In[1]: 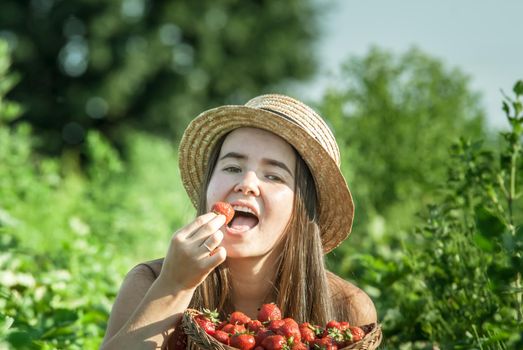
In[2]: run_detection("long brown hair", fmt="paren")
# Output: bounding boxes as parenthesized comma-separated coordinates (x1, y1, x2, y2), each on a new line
(189, 131, 346, 324)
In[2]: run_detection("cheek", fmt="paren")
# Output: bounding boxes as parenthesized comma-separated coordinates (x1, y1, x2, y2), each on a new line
(267, 188, 294, 221)
(206, 175, 225, 209)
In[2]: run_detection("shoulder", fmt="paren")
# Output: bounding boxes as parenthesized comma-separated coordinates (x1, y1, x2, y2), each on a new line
(102, 258, 165, 344)
(327, 270, 378, 326)
(133, 257, 164, 280)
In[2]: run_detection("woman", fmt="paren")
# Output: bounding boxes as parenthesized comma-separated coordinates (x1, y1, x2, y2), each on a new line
(101, 94, 377, 349)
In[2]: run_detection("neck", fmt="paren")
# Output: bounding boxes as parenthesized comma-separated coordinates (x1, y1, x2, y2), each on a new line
(227, 250, 281, 319)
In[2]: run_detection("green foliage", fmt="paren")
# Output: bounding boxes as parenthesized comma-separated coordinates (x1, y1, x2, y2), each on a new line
(364, 82, 523, 349)
(321, 46, 486, 281)
(0, 0, 319, 154)
(0, 39, 193, 348)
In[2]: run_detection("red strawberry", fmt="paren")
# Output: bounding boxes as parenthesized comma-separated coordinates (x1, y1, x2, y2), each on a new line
(254, 347, 265, 350)
(222, 323, 247, 335)
(291, 341, 308, 350)
(325, 321, 341, 330)
(339, 322, 350, 331)
(194, 315, 216, 336)
(257, 303, 282, 322)
(261, 335, 287, 350)
(276, 318, 301, 342)
(268, 319, 286, 333)
(299, 323, 317, 343)
(246, 320, 264, 333)
(211, 202, 234, 225)
(213, 330, 230, 345)
(347, 326, 365, 343)
(255, 329, 275, 347)
(231, 333, 256, 350)
(311, 337, 338, 350)
(230, 311, 252, 325)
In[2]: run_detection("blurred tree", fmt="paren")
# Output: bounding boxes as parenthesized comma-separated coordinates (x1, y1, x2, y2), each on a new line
(0, 0, 319, 154)
(320, 47, 487, 275)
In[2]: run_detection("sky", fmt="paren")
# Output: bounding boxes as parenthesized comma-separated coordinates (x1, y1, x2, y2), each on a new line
(298, 0, 523, 130)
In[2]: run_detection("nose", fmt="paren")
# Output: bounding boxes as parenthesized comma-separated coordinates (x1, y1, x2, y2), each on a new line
(234, 170, 260, 196)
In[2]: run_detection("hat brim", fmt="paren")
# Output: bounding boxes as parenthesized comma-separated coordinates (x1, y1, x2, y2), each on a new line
(179, 105, 354, 253)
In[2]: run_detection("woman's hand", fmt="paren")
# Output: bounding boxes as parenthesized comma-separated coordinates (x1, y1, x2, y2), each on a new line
(157, 212, 227, 292)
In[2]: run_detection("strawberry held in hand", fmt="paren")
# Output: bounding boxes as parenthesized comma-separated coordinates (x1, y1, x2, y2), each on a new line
(211, 201, 235, 225)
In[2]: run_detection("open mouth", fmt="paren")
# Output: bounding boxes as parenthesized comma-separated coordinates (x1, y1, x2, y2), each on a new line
(227, 207, 259, 232)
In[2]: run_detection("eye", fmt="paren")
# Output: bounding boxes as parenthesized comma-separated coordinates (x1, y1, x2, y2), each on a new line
(266, 174, 284, 182)
(223, 166, 241, 173)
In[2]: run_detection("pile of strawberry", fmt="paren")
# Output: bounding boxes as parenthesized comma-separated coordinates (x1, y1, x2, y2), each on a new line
(192, 304, 367, 350)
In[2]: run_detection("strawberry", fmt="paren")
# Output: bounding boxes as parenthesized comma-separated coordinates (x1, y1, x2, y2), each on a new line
(325, 320, 341, 330)
(246, 320, 264, 333)
(276, 318, 301, 342)
(194, 315, 216, 336)
(222, 323, 247, 335)
(347, 326, 365, 343)
(291, 341, 308, 350)
(230, 333, 256, 350)
(230, 311, 252, 325)
(299, 323, 317, 343)
(311, 337, 338, 350)
(339, 322, 350, 331)
(261, 335, 287, 350)
(255, 329, 275, 347)
(257, 303, 282, 322)
(268, 319, 286, 333)
(213, 330, 230, 345)
(211, 202, 234, 225)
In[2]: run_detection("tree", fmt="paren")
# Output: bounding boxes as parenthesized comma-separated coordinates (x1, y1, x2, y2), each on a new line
(0, 0, 319, 153)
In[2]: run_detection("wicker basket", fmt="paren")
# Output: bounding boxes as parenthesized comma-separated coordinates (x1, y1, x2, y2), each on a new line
(182, 309, 382, 350)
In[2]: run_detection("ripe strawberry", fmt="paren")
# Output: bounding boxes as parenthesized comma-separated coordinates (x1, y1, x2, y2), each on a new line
(339, 322, 350, 331)
(222, 323, 246, 335)
(311, 337, 338, 350)
(268, 319, 286, 333)
(348, 326, 365, 342)
(211, 202, 234, 225)
(246, 320, 264, 333)
(325, 320, 341, 330)
(230, 333, 256, 350)
(257, 303, 282, 322)
(291, 341, 308, 350)
(255, 329, 275, 347)
(261, 335, 287, 350)
(213, 330, 230, 345)
(194, 315, 216, 336)
(276, 318, 301, 342)
(230, 311, 252, 325)
(299, 323, 317, 343)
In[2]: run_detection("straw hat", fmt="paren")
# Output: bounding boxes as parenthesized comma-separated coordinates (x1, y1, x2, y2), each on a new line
(178, 94, 354, 253)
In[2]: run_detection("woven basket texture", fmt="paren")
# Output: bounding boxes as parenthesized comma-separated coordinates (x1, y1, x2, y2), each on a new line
(181, 309, 382, 350)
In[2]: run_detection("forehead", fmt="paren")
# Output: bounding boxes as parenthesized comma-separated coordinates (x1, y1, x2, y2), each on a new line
(220, 127, 296, 163)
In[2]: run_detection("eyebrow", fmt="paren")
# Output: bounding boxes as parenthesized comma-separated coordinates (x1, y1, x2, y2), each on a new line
(219, 152, 294, 177)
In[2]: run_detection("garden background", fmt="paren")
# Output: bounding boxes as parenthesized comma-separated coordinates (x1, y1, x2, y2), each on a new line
(0, 1, 522, 349)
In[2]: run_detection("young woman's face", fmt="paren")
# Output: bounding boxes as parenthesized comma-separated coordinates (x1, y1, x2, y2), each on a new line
(206, 127, 296, 258)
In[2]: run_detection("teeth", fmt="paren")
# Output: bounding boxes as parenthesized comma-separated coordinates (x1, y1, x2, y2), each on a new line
(232, 205, 256, 216)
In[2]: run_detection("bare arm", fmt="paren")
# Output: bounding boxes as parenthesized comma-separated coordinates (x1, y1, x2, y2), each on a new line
(100, 265, 194, 349)
(101, 212, 228, 350)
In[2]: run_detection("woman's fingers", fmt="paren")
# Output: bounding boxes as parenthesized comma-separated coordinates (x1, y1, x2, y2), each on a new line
(187, 214, 226, 242)
(175, 212, 220, 240)
(199, 230, 224, 256)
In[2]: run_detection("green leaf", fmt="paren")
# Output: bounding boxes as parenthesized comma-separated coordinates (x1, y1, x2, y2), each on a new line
(513, 80, 523, 96)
